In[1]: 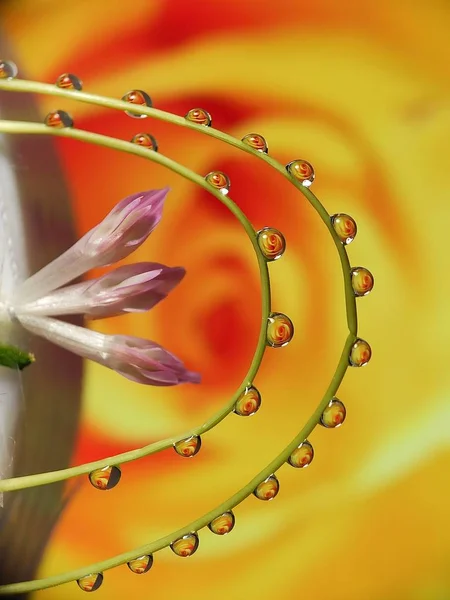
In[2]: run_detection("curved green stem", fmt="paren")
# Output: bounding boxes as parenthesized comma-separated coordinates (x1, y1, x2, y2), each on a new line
(0, 80, 361, 595)
(0, 121, 271, 492)
(0, 78, 356, 333)
(0, 332, 354, 595)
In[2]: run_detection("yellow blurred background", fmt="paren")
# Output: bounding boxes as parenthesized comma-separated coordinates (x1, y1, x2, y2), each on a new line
(1, 0, 450, 598)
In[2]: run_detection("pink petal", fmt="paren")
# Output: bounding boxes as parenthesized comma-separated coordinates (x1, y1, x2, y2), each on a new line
(105, 335, 201, 386)
(17, 316, 200, 387)
(12, 189, 168, 304)
(16, 263, 185, 319)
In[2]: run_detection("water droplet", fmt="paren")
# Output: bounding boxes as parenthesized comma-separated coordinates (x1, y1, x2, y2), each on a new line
(288, 440, 314, 468)
(121, 90, 152, 118)
(267, 312, 294, 348)
(127, 555, 153, 574)
(77, 573, 103, 592)
(130, 133, 158, 151)
(0, 59, 18, 79)
(320, 398, 346, 428)
(89, 465, 121, 490)
(170, 533, 199, 557)
(253, 474, 279, 501)
(174, 435, 201, 458)
(351, 267, 374, 296)
(331, 214, 357, 245)
(44, 110, 73, 128)
(55, 73, 82, 91)
(349, 338, 372, 367)
(286, 159, 315, 186)
(257, 227, 286, 261)
(208, 512, 235, 535)
(234, 386, 261, 417)
(242, 133, 268, 153)
(185, 108, 212, 126)
(205, 171, 230, 195)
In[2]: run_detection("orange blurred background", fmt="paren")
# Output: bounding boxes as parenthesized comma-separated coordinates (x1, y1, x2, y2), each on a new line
(1, 0, 450, 598)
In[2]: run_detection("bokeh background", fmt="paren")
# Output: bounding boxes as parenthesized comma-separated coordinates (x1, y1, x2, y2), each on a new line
(1, 0, 450, 598)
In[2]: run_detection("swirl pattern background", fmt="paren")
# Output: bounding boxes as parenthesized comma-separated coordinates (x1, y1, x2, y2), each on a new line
(1, 0, 449, 598)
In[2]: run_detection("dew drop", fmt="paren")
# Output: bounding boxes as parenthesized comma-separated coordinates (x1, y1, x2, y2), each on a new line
(234, 386, 261, 417)
(174, 435, 201, 458)
(288, 440, 314, 468)
(185, 108, 212, 126)
(331, 214, 357, 245)
(257, 227, 286, 261)
(267, 312, 294, 348)
(286, 159, 315, 186)
(44, 110, 73, 128)
(55, 73, 82, 91)
(89, 465, 121, 490)
(351, 267, 374, 296)
(170, 533, 199, 557)
(0, 59, 18, 79)
(242, 133, 268, 153)
(320, 398, 346, 428)
(121, 90, 152, 118)
(77, 573, 103, 592)
(205, 171, 230, 195)
(349, 338, 372, 367)
(208, 512, 235, 535)
(127, 555, 153, 574)
(253, 474, 279, 501)
(130, 132, 158, 151)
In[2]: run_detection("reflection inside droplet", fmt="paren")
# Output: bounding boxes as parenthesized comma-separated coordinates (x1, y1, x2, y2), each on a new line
(286, 159, 315, 186)
(127, 555, 153, 574)
(253, 475, 279, 501)
(208, 512, 235, 535)
(88, 465, 121, 490)
(121, 90, 152, 118)
(44, 110, 74, 128)
(257, 227, 286, 261)
(331, 214, 357, 244)
(77, 573, 103, 592)
(234, 386, 261, 417)
(320, 398, 346, 428)
(55, 73, 82, 90)
(185, 108, 212, 126)
(170, 533, 199, 557)
(174, 435, 201, 457)
(267, 312, 294, 347)
(351, 266, 374, 296)
(0, 59, 18, 79)
(288, 440, 314, 468)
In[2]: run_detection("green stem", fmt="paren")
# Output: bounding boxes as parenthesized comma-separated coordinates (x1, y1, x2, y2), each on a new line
(0, 84, 359, 594)
(0, 121, 271, 492)
(0, 78, 357, 334)
(0, 332, 354, 595)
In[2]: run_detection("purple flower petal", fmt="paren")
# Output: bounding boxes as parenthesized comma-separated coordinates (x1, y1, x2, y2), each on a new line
(13, 189, 168, 304)
(16, 315, 200, 387)
(16, 262, 185, 319)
